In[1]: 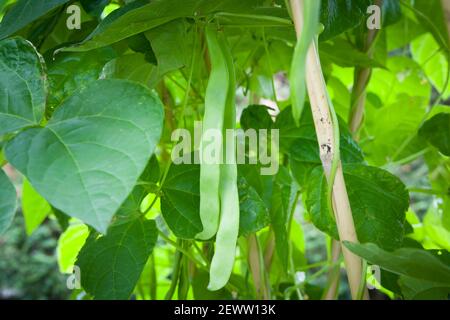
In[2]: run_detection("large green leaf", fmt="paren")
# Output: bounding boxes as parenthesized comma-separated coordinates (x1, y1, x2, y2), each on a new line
(77, 216, 158, 299)
(22, 178, 51, 235)
(344, 242, 450, 286)
(5, 79, 164, 233)
(62, 0, 263, 52)
(160, 162, 202, 239)
(306, 164, 409, 250)
(0, 168, 16, 234)
(0, 0, 70, 40)
(47, 48, 116, 113)
(419, 113, 450, 157)
(364, 57, 431, 165)
(0, 37, 47, 135)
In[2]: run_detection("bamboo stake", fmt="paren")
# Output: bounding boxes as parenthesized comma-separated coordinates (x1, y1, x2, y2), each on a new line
(442, 0, 450, 41)
(289, 0, 367, 299)
(324, 0, 382, 299)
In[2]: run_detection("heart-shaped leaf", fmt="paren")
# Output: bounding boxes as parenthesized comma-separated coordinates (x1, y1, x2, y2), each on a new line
(305, 164, 409, 251)
(0, 37, 47, 135)
(77, 217, 158, 299)
(5, 79, 164, 233)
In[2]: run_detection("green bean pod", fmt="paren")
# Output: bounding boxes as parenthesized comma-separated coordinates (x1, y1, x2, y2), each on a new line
(196, 27, 229, 240)
(208, 30, 240, 291)
(290, 0, 321, 125)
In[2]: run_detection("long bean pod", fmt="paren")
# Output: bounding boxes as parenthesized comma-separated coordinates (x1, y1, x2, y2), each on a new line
(196, 27, 229, 240)
(207, 30, 240, 291)
(290, 0, 321, 125)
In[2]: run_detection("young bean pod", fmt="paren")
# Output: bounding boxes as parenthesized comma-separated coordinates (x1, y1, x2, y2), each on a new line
(196, 27, 229, 240)
(290, 0, 321, 125)
(207, 30, 240, 291)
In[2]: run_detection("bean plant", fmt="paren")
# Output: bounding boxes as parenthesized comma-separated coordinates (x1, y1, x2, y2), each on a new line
(0, 0, 449, 300)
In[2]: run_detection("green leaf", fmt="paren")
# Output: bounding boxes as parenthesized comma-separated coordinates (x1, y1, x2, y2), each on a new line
(160, 162, 202, 239)
(306, 164, 409, 250)
(422, 206, 450, 251)
(320, 38, 385, 68)
(192, 270, 232, 300)
(399, 275, 450, 300)
(411, 34, 450, 99)
(363, 57, 431, 165)
(144, 19, 188, 81)
(62, 0, 269, 52)
(240, 105, 274, 131)
(57, 223, 89, 273)
(116, 155, 160, 218)
(419, 113, 450, 157)
(0, 0, 70, 40)
(344, 242, 450, 286)
(22, 178, 51, 235)
(386, 14, 425, 51)
(103, 19, 188, 88)
(238, 176, 270, 237)
(319, 0, 371, 41)
(270, 167, 292, 271)
(381, 0, 402, 27)
(77, 217, 158, 299)
(0, 168, 16, 234)
(81, 0, 110, 17)
(47, 48, 116, 112)
(0, 37, 47, 135)
(5, 79, 164, 233)
(413, 0, 450, 54)
(102, 53, 156, 87)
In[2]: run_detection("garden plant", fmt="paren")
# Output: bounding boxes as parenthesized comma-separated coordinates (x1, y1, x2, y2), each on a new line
(0, 0, 449, 301)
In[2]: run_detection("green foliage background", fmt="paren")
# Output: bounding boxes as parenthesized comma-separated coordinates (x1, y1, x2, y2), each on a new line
(0, 0, 449, 300)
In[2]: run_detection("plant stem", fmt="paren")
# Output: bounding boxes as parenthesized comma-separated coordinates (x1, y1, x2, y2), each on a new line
(322, 239, 341, 300)
(158, 230, 208, 269)
(165, 241, 183, 300)
(290, 0, 366, 300)
(348, 1, 381, 136)
(149, 254, 157, 300)
(248, 234, 269, 299)
(287, 191, 303, 300)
